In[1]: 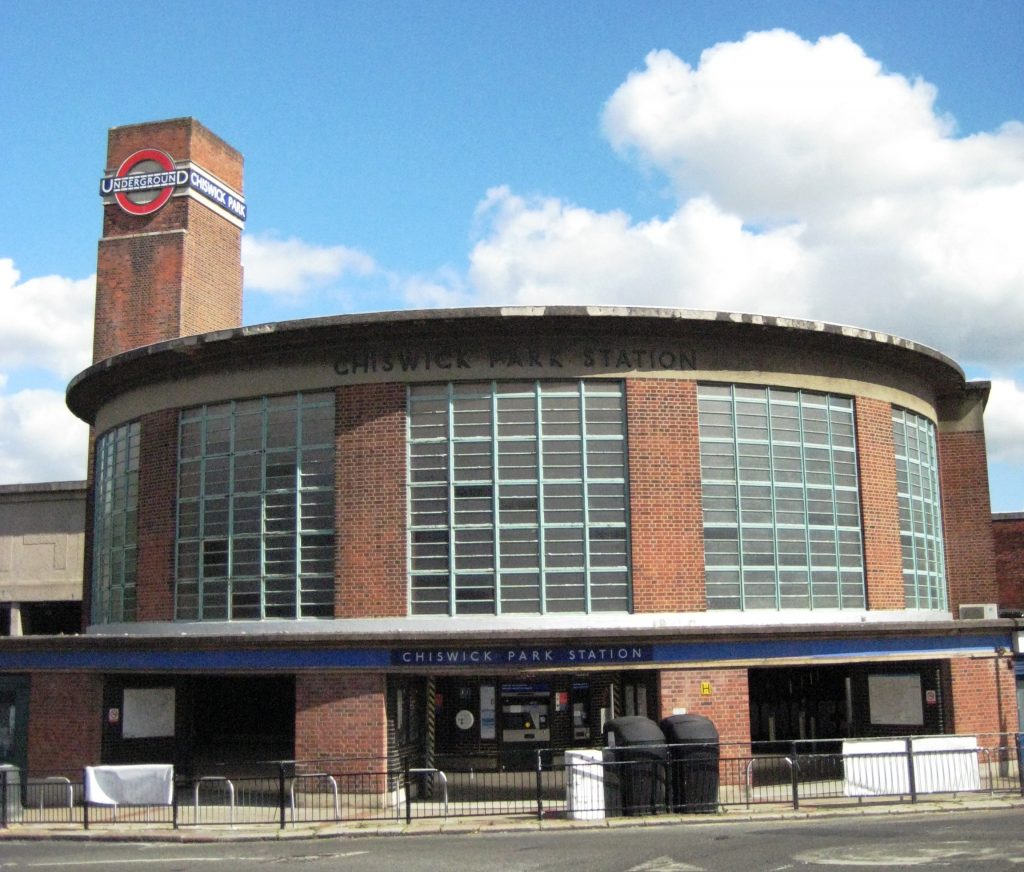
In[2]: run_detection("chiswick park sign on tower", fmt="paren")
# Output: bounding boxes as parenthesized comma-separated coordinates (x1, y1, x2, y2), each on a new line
(100, 147, 247, 226)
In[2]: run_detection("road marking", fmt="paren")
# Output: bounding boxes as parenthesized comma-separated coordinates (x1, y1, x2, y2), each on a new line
(794, 843, 1024, 866)
(627, 858, 705, 872)
(16, 854, 368, 868)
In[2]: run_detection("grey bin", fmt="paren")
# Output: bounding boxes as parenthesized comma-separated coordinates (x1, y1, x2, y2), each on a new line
(661, 714, 720, 813)
(602, 716, 669, 816)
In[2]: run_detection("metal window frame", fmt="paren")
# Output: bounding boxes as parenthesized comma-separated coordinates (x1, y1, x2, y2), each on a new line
(407, 380, 631, 617)
(174, 392, 336, 622)
(698, 384, 866, 611)
(91, 421, 140, 624)
(892, 408, 947, 610)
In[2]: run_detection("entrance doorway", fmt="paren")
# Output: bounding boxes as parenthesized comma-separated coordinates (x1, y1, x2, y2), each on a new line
(424, 671, 658, 769)
(749, 661, 949, 754)
(749, 665, 850, 753)
(101, 674, 295, 775)
(190, 675, 294, 770)
(0, 676, 29, 772)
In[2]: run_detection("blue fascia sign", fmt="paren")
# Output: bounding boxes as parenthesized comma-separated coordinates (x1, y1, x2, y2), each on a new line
(391, 645, 652, 667)
(187, 166, 247, 221)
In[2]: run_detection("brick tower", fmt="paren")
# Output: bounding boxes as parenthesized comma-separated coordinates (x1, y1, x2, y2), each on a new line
(82, 119, 246, 630)
(94, 117, 245, 362)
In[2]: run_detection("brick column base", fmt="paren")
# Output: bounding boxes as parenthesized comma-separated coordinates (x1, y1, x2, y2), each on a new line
(659, 667, 751, 786)
(295, 672, 388, 762)
(28, 672, 103, 773)
(948, 656, 1018, 744)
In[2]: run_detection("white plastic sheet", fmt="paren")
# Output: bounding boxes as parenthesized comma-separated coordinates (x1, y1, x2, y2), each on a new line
(84, 764, 174, 806)
(842, 736, 980, 797)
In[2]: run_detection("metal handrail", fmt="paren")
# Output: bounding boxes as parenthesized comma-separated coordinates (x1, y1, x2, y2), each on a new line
(979, 747, 993, 794)
(39, 776, 74, 810)
(193, 776, 235, 826)
(289, 772, 340, 822)
(408, 767, 449, 818)
(745, 755, 794, 808)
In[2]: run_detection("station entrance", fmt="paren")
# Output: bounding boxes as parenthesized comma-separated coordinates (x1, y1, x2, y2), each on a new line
(389, 670, 659, 770)
(101, 674, 295, 775)
(748, 661, 950, 753)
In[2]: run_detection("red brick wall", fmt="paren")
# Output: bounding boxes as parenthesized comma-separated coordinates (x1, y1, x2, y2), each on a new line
(948, 656, 1018, 741)
(295, 672, 387, 761)
(627, 379, 705, 612)
(658, 667, 751, 748)
(28, 672, 103, 773)
(94, 228, 188, 360)
(335, 384, 406, 617)
(106, 117, 243, 190)
(94, 118, 242, 363)
(994, 515, 1024, 611)
(938, 431, 998, 609)
(181, 202, 242, 337)
(136, 410, 179, 622)
(855, 398, 905, 609)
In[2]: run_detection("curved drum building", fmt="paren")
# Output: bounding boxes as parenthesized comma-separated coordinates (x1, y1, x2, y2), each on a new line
(1, 119, 1015, 779)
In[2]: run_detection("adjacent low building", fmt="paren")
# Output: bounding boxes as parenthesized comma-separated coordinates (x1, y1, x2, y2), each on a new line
(0, 118, 1016, 780)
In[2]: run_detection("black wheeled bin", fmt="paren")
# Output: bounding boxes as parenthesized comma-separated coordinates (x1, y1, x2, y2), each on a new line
(661, 714, 719, 813)
(602, 716, 669, 816)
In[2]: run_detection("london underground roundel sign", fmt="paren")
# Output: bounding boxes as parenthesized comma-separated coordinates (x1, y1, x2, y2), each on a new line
(99, 148, 188, 216)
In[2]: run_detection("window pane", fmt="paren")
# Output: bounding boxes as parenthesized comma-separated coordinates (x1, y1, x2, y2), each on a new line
(175, 393, 335, 620)
(92, 422, 140, 623)
(698, 384, 865, 611)
(409, 380, 629, 615)
(893, 408, 946, 609)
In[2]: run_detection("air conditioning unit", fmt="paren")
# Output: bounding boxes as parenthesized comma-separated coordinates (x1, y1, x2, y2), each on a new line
(959, 603, 998, 620)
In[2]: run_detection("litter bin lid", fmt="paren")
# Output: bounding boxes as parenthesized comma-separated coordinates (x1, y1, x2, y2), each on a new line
(603, 715, 666, 746)
(661, 714, 719, 743)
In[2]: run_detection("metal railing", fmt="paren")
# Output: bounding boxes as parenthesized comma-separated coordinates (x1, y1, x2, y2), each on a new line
(2, 733, 1021, 830)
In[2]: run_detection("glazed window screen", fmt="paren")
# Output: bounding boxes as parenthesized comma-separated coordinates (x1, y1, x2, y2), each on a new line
(92, 421, 141, 623)
(892, 409, 947, 610)
(408, 381, 630, 616)
(175, 393, 335, 621)
(698, 384, 866, 610)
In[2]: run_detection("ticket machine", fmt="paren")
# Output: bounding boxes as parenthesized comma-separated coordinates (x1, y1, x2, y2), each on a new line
(500, 684, 551, 744)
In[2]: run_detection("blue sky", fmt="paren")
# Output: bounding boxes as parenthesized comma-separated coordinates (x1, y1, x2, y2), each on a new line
(1, 1, 1022, 510)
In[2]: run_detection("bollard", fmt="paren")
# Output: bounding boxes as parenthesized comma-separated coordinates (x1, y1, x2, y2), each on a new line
(905, 737, 918, 803)
(404, 759, 412, 825)
(278, 762, 287, 830)
(535, 751, 544, 821)
(1017, 734, 1024, 798)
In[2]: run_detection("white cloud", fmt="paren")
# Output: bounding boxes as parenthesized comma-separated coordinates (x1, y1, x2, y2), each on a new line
(400, 267, 475, 310)
(986, 378, 1024, 464)
(0, 383, 88, 483)
(433, 30, 1024, 370)
(0, 260, 94, 483)
(467, 187, 810, 314)
(602, 33, 964, 217)
(242, 233, 377, 296)
(0, 258, 94, 378)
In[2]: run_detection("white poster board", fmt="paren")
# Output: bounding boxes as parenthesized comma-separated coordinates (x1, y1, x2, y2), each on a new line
(480, 685, 496, 740)
(122, 687, 175, 739)
(867, 674, 923, 726)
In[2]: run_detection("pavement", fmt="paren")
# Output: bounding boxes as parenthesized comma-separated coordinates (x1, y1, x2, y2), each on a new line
(1, 792, 1022, 843)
